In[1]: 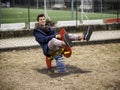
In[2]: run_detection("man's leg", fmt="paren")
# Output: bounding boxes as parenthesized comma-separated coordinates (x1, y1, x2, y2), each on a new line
(54, 55, 67, 73)
(68, 33, 83, 41)
(48, 38, 65, 54)
(47, 38, 66, 73)
(68, 26, 93, 41)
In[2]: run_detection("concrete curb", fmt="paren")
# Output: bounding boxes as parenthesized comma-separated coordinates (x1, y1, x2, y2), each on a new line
(0, 39, 120, 52)
(0, 23, 120, 39)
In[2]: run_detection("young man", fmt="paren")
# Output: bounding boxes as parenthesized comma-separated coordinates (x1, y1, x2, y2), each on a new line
(33, 14, 92, 73)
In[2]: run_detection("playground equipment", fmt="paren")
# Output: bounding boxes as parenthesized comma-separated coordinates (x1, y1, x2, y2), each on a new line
(46, 28, 73, 70)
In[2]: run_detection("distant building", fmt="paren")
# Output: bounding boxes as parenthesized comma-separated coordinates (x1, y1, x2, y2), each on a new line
(78, 0, 93, 12)
(1, 0, 119, 12)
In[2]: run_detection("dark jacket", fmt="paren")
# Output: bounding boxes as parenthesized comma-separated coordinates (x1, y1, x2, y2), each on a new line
(33, 27, 57, 57)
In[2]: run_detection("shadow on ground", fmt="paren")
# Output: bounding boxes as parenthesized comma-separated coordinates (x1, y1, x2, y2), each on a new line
(34, 64, 92, 78)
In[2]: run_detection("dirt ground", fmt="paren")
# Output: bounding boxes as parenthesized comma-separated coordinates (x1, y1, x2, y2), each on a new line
(0, 43, 120, 90)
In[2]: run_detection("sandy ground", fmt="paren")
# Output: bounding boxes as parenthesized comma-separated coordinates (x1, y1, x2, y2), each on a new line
(0, 43, 120, 90)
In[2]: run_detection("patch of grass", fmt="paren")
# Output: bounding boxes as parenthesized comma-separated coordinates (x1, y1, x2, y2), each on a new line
(1, 7, 118, 24)
(1, 8, 43, 24)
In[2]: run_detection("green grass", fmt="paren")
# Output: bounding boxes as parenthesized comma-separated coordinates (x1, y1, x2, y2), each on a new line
(1, 8, 42, 24)
(1, 7, 118, 24)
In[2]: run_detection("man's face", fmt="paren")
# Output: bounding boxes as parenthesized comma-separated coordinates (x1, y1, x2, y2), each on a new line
(38, 16, 46, 26)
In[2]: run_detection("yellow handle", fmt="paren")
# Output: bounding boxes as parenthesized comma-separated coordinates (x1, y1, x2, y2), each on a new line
(64, 51, 76, 54)
(64, 52, 70, 54)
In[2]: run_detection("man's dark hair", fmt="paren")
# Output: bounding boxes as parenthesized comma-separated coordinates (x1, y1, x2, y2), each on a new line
(37, 14, 45, 21)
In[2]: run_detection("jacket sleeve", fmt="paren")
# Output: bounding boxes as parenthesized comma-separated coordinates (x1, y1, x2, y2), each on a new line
(33, 28, 57, 44)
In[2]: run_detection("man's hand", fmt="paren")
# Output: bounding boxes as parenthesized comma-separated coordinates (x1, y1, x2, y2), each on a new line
(55, 34, 61, 39)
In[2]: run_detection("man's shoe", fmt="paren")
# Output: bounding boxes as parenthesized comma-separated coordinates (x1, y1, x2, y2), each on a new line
(48, 67, 68, 74)
(64, 33, 73, 47)
(54, 68, 69, 74)
(83, 26, 93, 41)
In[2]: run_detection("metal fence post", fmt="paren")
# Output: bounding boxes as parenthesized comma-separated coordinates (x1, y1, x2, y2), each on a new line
(117, 0, 119, 23)
(28, 0, 30, 30)
(75, 0, 78, 29)
(101, 0, 103, 19)
(37, 0, 39, 9)
(71, 0, 74, 20)
(0, 0, 1, 27)
(117, 0, 120, 29)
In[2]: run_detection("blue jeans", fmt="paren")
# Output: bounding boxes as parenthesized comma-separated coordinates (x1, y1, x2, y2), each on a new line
(54, 55, 66, 72)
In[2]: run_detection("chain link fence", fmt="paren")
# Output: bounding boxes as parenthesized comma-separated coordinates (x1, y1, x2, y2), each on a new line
(0, 0, 119, 26)
(0, 0, 120, 51)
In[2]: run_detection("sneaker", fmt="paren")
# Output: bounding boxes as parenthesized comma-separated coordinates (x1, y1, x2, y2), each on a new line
(83, 26, 93, 41)
(64, 33, 73, 47)
(54, 68, 69, 74)
(48, 67, 68, 74)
